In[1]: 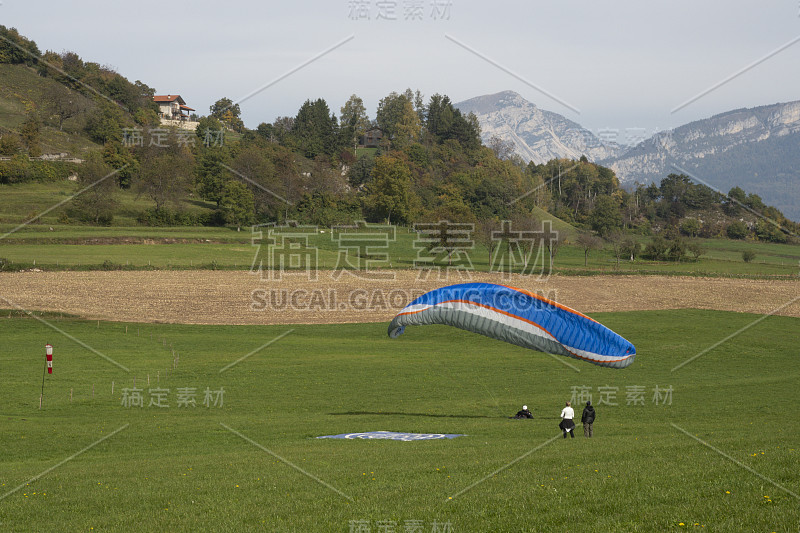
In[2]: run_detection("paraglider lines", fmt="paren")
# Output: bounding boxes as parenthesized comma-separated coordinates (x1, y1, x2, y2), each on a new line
(424, 298, 586, 371)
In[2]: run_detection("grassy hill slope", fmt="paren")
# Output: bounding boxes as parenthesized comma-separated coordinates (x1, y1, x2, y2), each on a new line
(0, 64, 101, 156)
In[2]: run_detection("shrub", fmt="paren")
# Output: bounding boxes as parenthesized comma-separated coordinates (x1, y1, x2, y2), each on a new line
(666, 238, 687, 262)
(741, 250, 756, 263)
(136, 208, 220, 227)
(620, 237, 640, 261)
(726, 220, 748, 239)
(0, 158, 79, 184)
(643, 236, 669, 261)
(680, 218, 700, 237)
(686, 242, 704, 261)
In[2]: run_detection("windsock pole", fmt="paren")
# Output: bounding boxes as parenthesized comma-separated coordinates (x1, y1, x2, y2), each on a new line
(40, 345, 47, 408)
(40, 344, 53, 408)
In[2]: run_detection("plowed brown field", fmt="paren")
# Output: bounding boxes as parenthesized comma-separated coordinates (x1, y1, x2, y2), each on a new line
(1, 270, 798, 324)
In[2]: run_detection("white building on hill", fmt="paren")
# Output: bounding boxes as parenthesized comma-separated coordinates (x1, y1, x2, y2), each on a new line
(153, 94, 199, 130)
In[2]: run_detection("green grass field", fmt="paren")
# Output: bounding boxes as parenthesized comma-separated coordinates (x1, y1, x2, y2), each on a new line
(1, 309, 798, 531)
(2, 222, 799, 277)
(0, 182, 218, 227)
(2, 182, 799, 278)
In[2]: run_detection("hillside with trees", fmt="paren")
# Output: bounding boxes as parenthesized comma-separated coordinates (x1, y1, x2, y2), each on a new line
(0, 25, 160, 144)
(1, 26, 796, 261)
(186, 89, 537, 228)
(527, 158, 797, 240)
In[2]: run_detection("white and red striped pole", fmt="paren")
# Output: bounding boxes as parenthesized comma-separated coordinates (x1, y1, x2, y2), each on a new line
(40, 344, 53, 408)
(46, 344, 53, 374)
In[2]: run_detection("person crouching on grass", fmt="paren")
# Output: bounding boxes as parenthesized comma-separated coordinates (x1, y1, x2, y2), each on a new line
(511, 405, 533, 419)
(559, 401, 575, 438)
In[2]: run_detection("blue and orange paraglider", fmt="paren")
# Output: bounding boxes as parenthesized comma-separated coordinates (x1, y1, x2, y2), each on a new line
(388, 283, 635, 368)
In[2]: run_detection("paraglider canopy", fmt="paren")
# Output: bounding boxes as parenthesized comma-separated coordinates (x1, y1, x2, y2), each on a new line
(388, 283, 635, 369)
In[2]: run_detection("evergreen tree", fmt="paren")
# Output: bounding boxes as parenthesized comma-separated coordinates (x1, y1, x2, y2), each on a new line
(291, 99, 340, 158)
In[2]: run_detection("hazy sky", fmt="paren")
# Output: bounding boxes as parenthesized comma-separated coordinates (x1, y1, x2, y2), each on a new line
(4, 1, 799, 141)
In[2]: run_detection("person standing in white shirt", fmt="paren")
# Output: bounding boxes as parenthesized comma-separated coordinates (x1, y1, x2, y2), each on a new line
(559, 401, 575, 438)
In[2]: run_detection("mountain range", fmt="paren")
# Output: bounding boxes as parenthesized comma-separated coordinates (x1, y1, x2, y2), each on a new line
(455, 91, 800, 221)
(455, 91, 622, 163)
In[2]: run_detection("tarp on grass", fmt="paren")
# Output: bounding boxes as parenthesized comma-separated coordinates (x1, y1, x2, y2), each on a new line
(317, 431, 466, 441)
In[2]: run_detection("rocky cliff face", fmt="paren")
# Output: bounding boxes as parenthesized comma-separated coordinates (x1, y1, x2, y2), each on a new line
(602, 101, 800, 182)
(455, 91, 622, 164)
(457, 90, 800, 220)
(600, 101, 800, 220)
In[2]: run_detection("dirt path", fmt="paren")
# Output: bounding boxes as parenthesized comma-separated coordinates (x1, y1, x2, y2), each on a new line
(1, 270, 798, 324)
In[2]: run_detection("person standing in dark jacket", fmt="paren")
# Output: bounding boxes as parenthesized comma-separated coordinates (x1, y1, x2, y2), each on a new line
(581, 401, 596, 437)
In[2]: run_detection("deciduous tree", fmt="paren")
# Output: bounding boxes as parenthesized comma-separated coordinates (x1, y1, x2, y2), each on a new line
(45, 84, 84, 131)
(726, 220, 748, 239)
(210, 97, 240, 120)
(195, 116, 226, 146)
(220, 180, 255, 231)
(135, 145, 194, 211)
(363, 155, 415, 224)
(210, 97, 244, 132)
(680, 217, 700, 237)
(340, 94, 370, 150)
(392, 99, 421, 150)
(589, 196, 622, 237)
(376, 91, 414, 142)
(195, 146, 231, 205)
(70, 153, 117, 225)
(19, 109, 41, 157)
(576, 232, 603, 266)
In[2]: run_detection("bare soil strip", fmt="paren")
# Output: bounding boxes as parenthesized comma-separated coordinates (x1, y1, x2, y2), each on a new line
(1, 270, 798, 325)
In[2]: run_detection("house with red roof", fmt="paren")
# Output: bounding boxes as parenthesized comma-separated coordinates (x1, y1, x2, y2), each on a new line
(153, 94, 195, 121)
